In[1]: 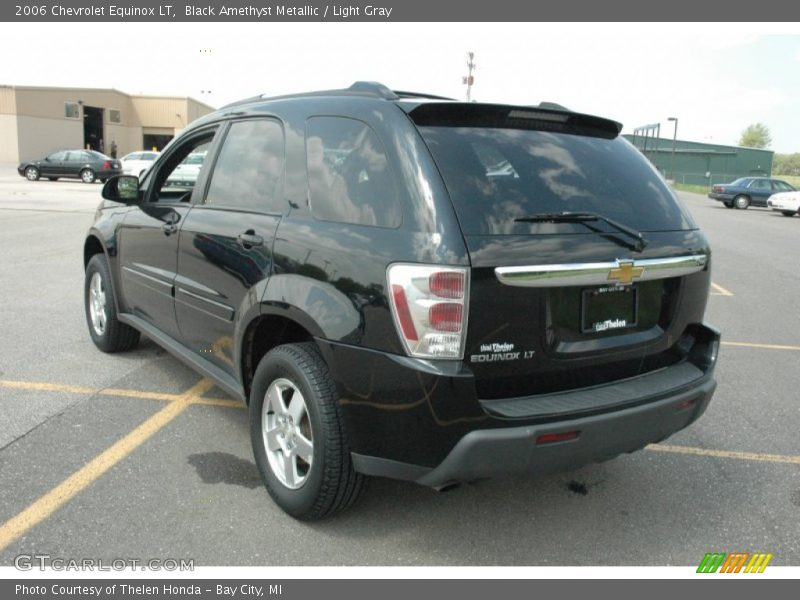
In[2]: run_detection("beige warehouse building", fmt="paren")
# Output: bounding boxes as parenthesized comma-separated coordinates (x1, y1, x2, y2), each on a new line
(0, 85, 215, 163)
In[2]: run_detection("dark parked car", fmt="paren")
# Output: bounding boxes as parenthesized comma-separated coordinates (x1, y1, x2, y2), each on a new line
(708, 177, 795, 209)
(18, 149, 122, 183)
(83, 82, 719, 519)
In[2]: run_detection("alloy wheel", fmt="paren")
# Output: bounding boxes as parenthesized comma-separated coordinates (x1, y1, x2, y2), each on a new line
(262, 378, 314, 489)
(88, 272, 107, 336)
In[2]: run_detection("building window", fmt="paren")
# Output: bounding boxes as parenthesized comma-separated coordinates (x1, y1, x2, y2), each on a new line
(65, 102, 80, 119)
(109, 109, 122, 124)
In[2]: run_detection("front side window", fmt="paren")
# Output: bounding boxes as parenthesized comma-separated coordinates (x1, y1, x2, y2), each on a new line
(306, 117, 400, 228)
(150, 131, 216, 203)
(204, 119, 285, 213)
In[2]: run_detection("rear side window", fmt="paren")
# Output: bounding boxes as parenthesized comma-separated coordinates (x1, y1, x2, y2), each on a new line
(419, 127, 696, 235)
(306, 117, 400, 228)
(204, 119, 285, 213)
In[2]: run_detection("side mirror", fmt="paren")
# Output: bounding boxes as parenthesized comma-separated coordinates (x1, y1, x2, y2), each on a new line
(102, 175, 141, 204)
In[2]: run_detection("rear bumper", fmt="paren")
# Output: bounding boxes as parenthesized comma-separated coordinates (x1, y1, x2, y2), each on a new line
(337, 323, 720, 487)
(352, 372, 715, 488)
(708, 193, 733, 202)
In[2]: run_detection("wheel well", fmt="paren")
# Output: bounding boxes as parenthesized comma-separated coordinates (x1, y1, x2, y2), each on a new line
(241, 315, 315, 401)
(84, 236, 105, 268)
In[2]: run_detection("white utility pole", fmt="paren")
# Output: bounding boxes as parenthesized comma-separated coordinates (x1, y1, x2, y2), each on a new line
(463, 52, 476, 102)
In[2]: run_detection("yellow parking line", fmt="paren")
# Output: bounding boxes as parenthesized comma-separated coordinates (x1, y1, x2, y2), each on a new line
(0, 380, 96, 395)
(101, 388, 184, 402)
(721, 341, 800, 352)
(0, 378, 214, 553)
(647, 444, 800, 465)
(710, 282, 734, 296)
(0, 379, 215, 403)
(192, 397, 245, 409)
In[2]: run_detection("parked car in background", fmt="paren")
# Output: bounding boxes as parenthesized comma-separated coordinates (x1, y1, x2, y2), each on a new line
(164, 151, 206, 187)
(120, 151, 160, 178)
(17, 150, 122, 184)
(708, 177, 795, 209)
(767, 190, 800, 217)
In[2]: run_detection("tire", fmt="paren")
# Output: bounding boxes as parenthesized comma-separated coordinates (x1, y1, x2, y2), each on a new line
(84, 254, 140, 353)
(24, 166, 39, 181)
(780, 211, 795, 217)
(100, 178, 107, 184)
(733, 195, 750, 209)
(723, 201, 734, 208)
(249, 342, 365, 520)
(80, 168, 96, 184)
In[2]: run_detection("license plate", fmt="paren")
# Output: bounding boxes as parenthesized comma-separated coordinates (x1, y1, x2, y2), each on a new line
(581, 285, 638, 333)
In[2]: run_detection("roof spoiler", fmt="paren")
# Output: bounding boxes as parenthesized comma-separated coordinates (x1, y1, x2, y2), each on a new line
(408, 103, 623, 140)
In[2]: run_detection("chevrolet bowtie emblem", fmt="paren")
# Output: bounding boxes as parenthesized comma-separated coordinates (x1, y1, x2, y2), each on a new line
(608, 261, 644, 285)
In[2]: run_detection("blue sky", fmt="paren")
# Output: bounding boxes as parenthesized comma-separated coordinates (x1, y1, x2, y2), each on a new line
(2, 23, 800, 152)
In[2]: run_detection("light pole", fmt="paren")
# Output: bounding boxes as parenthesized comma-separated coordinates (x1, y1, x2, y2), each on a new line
(668, 117, 678, 182)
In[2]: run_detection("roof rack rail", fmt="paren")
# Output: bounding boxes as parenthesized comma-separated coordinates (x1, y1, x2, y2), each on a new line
(537, 101, 571, 112)
(394, 90, 456, 101)
(347, 81, 399, 100)
(221, 82, 454, 109)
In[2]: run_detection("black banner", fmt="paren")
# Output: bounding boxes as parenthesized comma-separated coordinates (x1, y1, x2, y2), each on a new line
(2, 0, 799, 22)
(3, 579, 799, 600)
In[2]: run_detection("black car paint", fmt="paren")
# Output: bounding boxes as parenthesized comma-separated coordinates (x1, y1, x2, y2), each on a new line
(85, 92, 718, 481)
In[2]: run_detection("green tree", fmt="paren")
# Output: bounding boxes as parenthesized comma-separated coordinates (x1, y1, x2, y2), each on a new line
(739, 123, 772, 149)
(773, 153, 800, 176)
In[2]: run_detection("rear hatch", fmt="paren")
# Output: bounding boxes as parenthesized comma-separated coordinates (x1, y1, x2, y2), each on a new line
(413, 104, 711, 400)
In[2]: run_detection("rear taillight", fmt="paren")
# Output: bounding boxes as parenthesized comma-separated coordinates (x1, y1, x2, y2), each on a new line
(103, 161, 111, 170)
(387, 264, 469, 359)
(712, 186, 723, 193)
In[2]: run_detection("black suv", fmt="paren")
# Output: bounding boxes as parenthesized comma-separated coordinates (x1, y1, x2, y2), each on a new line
(84, 82, 719, 520)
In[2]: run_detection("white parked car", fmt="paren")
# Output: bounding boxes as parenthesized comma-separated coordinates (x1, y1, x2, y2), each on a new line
(120, 151, 160, 178)
(767, 191, 800, 217)
(165, 151, 206, 187)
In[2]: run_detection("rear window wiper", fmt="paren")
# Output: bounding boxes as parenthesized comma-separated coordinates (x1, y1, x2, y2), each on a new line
(514, 211, 648, 252)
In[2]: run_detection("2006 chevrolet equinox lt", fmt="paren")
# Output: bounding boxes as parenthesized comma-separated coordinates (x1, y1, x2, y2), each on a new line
(83, 82, 719, 519)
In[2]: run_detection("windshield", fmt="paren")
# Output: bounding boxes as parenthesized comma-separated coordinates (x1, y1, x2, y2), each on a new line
(419, 127, 697, 235)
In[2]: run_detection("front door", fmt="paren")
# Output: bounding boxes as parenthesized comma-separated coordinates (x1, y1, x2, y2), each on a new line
(41, 150, 68, 177)
(116, 128, 219, 340)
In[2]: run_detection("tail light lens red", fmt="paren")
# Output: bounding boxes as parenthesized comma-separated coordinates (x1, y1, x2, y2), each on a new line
(387, 265, 469, 359)
(103, 161, 111, 170)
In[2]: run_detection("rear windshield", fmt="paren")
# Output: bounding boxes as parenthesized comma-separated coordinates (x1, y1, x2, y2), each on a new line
(419, 127, 696, 235)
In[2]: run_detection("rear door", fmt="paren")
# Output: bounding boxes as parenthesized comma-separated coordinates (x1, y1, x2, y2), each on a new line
(174, 118, 284, 375)
(65, 151, 89, 177)
(415, 109, 711, 400)
(748, 178, 773, 204)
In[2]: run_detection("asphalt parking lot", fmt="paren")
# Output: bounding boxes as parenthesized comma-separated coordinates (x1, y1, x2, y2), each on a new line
(0, 164, 798, 567)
